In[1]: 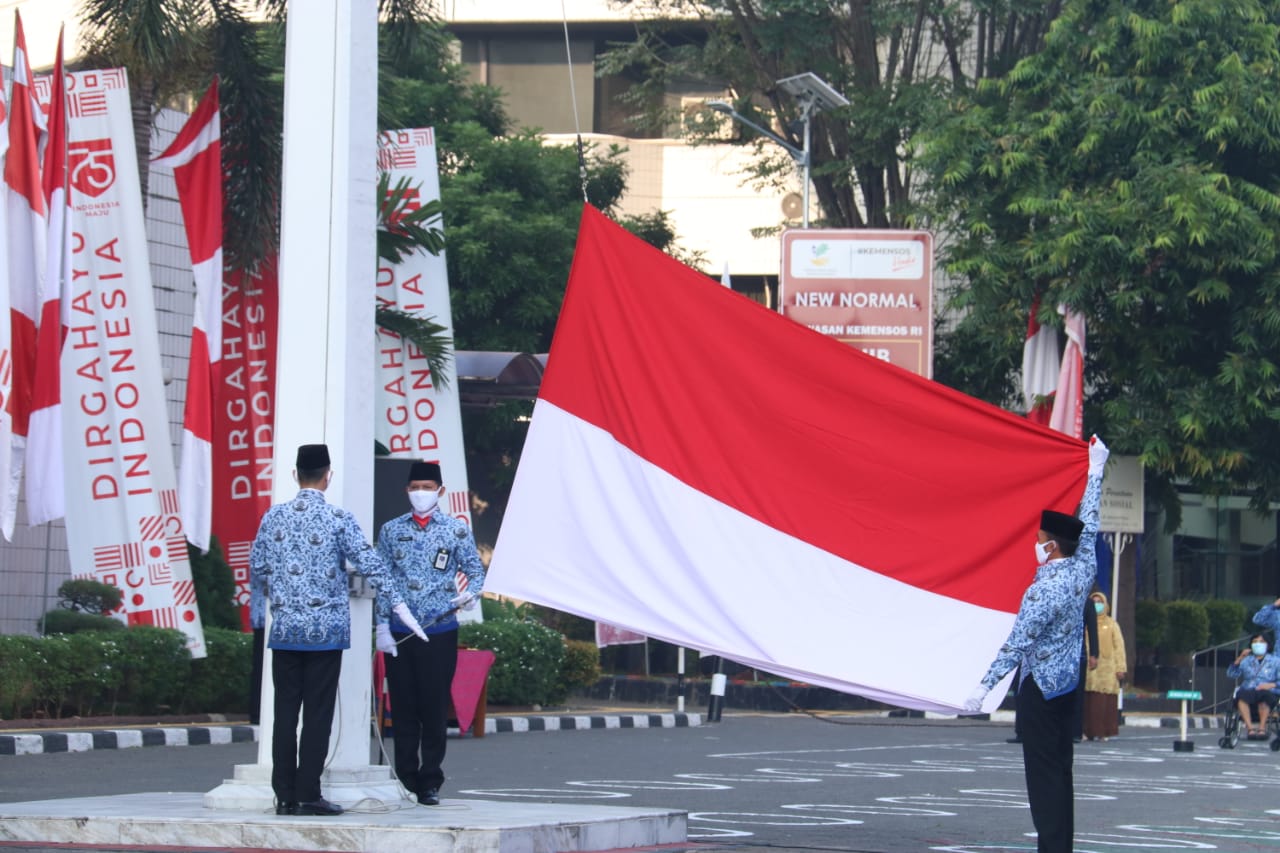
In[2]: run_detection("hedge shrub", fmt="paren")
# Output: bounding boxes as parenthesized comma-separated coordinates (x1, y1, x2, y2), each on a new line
(1135, 599, 1167, 652)
(182, 627, 252, 714)
(560, 639, 602, 696)
(460, 618, 566, 706)
(0, 634, 40, 718)
(112, 627, 192, 714)
(40, 610, 125, 635)
(1161, 600, 1210, 655)
(1203, 599, 1248, 646)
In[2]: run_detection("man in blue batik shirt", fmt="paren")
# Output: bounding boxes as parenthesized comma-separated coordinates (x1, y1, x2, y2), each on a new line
(375, 460, 486, 807)
(965, 435, 1109, 853)
(250, 444, 427, 817)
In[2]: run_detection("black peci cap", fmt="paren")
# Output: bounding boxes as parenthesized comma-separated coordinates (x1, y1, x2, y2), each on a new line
(408, 461, 442, 483)
(296, 444, 330, 469)
(1040, 509, 1083, 542)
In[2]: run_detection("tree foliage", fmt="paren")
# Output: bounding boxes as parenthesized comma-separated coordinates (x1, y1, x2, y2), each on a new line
(916, 0, 1280, 520)
(603, 0, 1065, 228)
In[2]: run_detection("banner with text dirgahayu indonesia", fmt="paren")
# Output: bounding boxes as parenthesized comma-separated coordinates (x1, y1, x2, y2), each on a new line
(40, 68, 206, 656)
(215, 263, 278, 630)
(375, 130, 472, 529)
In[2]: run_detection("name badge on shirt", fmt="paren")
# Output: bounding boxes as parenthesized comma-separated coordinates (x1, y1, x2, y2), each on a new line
(434, 547, 450, 571)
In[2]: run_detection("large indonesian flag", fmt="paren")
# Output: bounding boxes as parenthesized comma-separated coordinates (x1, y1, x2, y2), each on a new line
(488, 206, 1088, 712)
(153, 80, 221, 552)
(47, 67, 206, 657)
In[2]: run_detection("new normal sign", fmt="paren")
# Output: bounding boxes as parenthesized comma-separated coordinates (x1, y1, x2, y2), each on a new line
(780, 229, 934, 377)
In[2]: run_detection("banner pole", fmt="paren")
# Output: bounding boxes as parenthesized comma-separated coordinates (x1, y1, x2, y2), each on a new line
(38, 522, 53, 635)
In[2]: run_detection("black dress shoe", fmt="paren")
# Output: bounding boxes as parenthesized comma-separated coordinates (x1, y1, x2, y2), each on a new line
(296, 798, 344, 816)
(1005, 737, 1022, 744)
(417, 788, 440, 806)
(275, 802, 297, 815)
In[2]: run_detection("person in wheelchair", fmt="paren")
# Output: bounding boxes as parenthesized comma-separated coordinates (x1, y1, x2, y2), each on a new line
(1227, 633, 1280, 739)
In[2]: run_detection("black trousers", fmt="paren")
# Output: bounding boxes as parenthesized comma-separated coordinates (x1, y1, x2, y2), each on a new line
(1071, 653, 1088, 739)
(1019, 675, 1078, 853)
(271, 649, 342, 804)
(386, 628, 458, 794)
(250, 628, 265, 725)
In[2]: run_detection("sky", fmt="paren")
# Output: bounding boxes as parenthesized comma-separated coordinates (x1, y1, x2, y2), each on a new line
(1, 0, 81, 70)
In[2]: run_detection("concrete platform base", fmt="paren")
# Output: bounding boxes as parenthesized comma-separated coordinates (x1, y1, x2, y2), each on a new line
(0, 792, 686, 852)
(204, 762, 405, 811)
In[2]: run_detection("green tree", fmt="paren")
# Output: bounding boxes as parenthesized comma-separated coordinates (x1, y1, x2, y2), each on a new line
(80, 1, 453, 383)
(603, 0, 1065, 229)
(916, 0, 1280, 521)
(377, 25, 693, 492)
(188, 537, 240, 630)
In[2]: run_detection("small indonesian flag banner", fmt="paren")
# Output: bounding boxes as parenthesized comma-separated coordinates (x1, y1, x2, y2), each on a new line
(26, 29, 71, 526)
(1021, 296, 1059, 426)
(0, 33, 12, 543)
(3, 12, 47, 539)
(375, 128, 478, 623)
(1049, 307, 1085, 439)
(213, 262, 278, 629)
(489, 206, 1088, 713)
(47, 67, 206, 657)
(595, 622, 646, 649)
(152, 79, 221, 552)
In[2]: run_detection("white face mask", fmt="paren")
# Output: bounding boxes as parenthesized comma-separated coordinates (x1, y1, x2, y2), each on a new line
(1035, 541, 1054, 565)
(409, 488, 441, 516)
(1253, 642, 1268, 656)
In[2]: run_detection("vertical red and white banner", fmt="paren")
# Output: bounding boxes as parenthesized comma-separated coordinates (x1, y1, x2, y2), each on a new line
(1049, 307, 1085, 438)
(153, 79, 221, 552)
(374, 129, 471, 526)
(3, 12, 47, 539)
(27, 29, 71, 526)
(0, 36, 12, 542)
(213, 262, 278, 629)
(44, 68, 206, 656)
(1021, 296, 1059, 427)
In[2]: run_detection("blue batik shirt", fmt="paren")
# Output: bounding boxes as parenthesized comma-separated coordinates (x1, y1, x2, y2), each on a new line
(249, 488, 404, 651)
(375, 508, 486, 636)
(980, 472, 1103, 699)
(1227, 653, 1280, 693)
(1253, 604, 1280, 633)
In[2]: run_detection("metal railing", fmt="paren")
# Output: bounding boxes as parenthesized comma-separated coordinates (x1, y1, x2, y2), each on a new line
(1189, 634, 1254, 714)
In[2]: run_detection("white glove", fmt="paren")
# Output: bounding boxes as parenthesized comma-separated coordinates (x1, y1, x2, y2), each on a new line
(1088, 434, 1110, 478)
(392, 602, 429, 642)
(375, 623, 398, 657)
(449, 590, 478, 612)
(963, 684, 989, 713)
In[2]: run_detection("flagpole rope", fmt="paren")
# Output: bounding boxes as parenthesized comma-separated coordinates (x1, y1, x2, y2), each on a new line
(560, 0, 590, 204)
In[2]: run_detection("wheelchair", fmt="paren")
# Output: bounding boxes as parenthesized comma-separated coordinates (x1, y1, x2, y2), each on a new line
(1219, 687, 1280, 751)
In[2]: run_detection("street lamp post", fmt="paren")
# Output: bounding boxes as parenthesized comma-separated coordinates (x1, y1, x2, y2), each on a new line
(708, 72, 848, 229)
